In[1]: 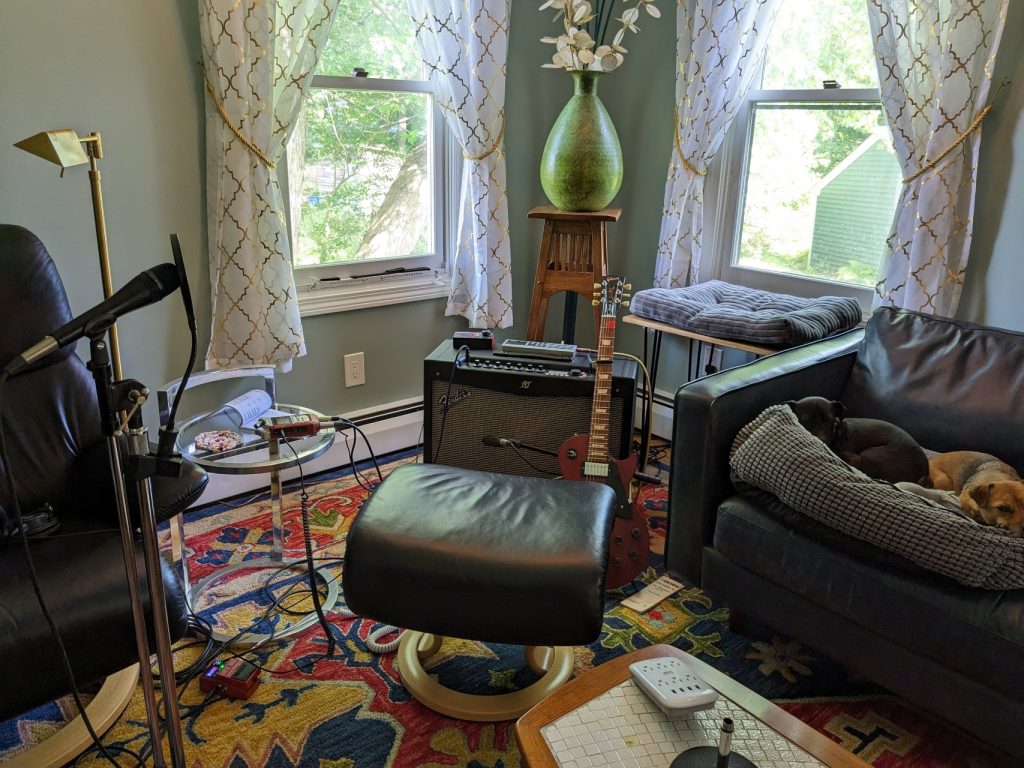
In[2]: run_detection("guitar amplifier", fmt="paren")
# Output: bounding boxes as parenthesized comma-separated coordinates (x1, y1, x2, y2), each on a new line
(423, 340, 638, 478)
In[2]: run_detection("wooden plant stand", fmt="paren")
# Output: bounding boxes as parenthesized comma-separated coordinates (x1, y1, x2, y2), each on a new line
(526, 205, 621, 344)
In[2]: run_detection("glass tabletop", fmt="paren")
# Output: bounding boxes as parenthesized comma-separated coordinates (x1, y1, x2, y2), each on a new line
(175, 403, 335, 475)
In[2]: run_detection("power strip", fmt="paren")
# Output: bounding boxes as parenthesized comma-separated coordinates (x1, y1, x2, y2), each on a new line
(629, 656, 718, 716)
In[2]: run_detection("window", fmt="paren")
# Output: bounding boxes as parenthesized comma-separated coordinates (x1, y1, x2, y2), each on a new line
(286, 0, 458, 315)
(712, 0, 899, 303)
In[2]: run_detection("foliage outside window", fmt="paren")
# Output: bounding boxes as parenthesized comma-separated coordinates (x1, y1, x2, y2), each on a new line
(287, 0, 451, 312)
(723, 0, 900, 292)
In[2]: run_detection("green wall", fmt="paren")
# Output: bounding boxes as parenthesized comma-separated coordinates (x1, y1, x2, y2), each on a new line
(0, 0, 1020, 429)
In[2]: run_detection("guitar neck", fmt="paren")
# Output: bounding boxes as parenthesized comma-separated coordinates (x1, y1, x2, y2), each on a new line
(588, 314, 616, 464)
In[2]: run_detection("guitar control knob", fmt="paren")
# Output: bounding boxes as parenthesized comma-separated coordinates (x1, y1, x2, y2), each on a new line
(614, 535, 624, 544)
(628, 550, 639, 560)
(567, 449, 578, 459)
(631, 528, 641, 539)
(612, 557, 623, 567)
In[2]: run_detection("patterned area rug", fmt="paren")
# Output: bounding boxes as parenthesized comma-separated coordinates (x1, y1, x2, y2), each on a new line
(1, 451, 1002, 767)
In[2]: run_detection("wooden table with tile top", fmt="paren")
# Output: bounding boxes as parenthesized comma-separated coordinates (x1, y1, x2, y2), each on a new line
(516, 644, 871, 768)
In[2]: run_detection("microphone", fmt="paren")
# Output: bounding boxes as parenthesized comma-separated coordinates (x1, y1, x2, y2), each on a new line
(482, 435, 517, 448)
(4, 263, 180, 376)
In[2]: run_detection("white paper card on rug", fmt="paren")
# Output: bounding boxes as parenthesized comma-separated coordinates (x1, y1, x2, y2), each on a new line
(620, 574, 684, 613)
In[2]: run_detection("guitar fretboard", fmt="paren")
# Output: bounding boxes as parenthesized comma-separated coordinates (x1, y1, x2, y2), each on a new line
(587, 315, 616, 465)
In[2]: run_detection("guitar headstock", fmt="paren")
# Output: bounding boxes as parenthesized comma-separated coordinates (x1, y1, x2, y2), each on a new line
(592, 276, 632, 318)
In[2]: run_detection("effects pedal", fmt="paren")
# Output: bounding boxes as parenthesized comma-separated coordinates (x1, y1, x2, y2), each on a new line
(453, 330, 494, 350)
(199, 658, 261, 699)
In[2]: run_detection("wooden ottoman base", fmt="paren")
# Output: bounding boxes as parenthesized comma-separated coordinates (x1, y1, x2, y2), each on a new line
(398, 631, 574, 722)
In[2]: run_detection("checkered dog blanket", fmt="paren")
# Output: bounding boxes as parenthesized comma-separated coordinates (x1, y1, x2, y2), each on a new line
(729, 405, 1024, 589)
(630, 281, 862, 346)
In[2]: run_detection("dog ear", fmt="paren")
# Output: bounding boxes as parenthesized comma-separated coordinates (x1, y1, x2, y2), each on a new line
(830, 400, 846, 419)
(968, 483, 993, 507)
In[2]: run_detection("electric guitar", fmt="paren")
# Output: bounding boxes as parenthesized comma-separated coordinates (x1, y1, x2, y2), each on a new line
(558, 276, 650, 589)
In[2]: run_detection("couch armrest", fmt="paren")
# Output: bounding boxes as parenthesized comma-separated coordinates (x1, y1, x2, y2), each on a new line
(665, 329, 864, 583)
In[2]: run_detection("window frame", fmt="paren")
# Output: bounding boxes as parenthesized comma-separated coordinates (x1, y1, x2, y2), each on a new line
(288, 73, 459, 317)
(707, 71, 887, 311)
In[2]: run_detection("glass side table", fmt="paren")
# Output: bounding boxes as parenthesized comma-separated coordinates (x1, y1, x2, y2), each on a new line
(165, 371, 338, 646)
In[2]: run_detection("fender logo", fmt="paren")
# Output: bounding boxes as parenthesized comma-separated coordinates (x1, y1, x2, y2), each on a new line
(439, 388, 470, 412)
(520, 380, 531, 390)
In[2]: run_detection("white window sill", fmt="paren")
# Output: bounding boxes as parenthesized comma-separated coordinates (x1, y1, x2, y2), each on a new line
(297, 272, 450, 317)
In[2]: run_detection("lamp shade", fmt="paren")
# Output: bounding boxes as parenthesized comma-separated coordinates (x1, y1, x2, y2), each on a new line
(14, 129, 89, 168)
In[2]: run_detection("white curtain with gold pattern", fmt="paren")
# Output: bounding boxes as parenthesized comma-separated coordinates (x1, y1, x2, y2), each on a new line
(654, 0, 780, 288)
(199, 0, 338, 369)
(867, 0, 1008, 315)
(409, 0, 512, 328)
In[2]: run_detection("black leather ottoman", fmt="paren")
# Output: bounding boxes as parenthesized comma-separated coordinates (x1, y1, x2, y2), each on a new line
(345, 463, 616, 721)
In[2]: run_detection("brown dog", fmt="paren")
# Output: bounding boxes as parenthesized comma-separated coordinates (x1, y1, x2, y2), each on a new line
(929, 451, 1024, 535)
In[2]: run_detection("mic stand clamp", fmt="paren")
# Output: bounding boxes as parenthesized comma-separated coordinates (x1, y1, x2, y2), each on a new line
(87, 333, 187, 768)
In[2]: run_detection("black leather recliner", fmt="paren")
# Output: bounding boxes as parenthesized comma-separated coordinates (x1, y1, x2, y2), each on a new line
(0, 224, 205, 724)
(667, 307, 1024, 760)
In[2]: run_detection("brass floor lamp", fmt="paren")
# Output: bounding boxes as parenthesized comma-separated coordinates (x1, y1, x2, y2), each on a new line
(15, 129, 122, 379)
(13, 129, 186, 768)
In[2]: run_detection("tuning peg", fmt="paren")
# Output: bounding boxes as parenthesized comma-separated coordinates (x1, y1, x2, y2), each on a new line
(623, 301, 630, 309)
(592, 299, 600, 307)
(624, 283, 632, 291)
(593, 283, 601, 290)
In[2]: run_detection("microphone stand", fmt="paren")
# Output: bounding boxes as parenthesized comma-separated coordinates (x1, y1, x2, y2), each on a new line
(87, 329, 186, 768)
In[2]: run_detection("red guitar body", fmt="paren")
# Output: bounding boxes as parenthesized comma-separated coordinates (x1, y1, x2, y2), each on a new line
(558, 433, 650, 589)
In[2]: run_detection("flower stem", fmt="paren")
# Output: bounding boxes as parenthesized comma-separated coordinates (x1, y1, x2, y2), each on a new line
(600, 0, 617, 47)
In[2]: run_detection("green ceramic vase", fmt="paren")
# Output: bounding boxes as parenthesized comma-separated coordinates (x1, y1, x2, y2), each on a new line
(540, 71, 623, 212)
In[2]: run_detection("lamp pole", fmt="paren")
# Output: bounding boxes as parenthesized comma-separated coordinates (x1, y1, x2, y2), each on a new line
(80, 132, 123, 381)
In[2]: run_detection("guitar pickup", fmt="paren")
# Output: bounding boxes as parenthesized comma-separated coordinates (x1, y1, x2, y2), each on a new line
(584, 461, 610, 477)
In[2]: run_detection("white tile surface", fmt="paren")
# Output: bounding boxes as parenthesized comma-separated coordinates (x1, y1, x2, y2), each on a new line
(540, 680, 825, 768)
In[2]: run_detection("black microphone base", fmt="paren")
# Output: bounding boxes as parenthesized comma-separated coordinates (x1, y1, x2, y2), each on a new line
(670, 746, 757, 768)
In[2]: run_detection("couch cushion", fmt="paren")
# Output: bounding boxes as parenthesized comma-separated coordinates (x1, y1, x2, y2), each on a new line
(841, 307, 1024, 470)
(630, 281, 862, 346)
(713, 496, 1024, 699)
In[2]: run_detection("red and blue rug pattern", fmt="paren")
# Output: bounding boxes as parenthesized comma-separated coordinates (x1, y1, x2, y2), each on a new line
(0, 451, 1003, 767)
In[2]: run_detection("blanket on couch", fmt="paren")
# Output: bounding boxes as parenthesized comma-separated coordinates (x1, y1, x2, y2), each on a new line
(729, 405, 1024, 589)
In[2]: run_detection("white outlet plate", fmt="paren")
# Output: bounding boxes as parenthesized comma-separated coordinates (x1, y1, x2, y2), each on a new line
(344, 352, 365, 387)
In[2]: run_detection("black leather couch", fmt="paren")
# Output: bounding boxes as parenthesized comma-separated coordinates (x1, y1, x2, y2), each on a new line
(668, 307, 1024, 759)
(0, 224, 203, 723)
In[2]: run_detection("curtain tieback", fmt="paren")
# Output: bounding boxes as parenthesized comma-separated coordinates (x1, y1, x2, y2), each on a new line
(902, 79, 1010, 185)
(673, 113, 707, 177)
(462, 113, 506, 162)
(202, 69, 277, 170)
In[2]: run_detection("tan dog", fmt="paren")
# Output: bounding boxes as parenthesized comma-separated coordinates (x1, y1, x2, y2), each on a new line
(928, 451, 1024, 535)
